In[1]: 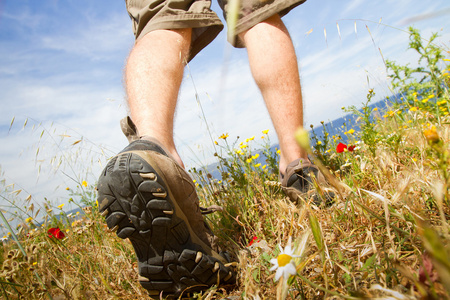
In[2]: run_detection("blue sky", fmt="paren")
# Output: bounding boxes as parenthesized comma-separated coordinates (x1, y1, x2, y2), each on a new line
(0, 0, 449, 215)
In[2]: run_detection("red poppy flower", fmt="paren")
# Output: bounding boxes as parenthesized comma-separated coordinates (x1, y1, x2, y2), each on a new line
(48, 227, 65, 239)
(248, 236, 259, 246)
(336, 142, 347, 153)
(337, 143, 356, 153)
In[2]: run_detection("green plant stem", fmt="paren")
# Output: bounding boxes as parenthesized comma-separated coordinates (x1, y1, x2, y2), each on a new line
(0, 210, 53, 300)
(0, 210, 26, 256)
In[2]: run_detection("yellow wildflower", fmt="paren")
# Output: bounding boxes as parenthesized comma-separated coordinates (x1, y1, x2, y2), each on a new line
(386, 111, 395, 117)
(25, 217, 33, 223)
(57, 203, 65, 209)
(66, 187, 70, 190)
(409, 107, 418, 112)
(246, 158, 252, 163)
(214, 141, 218, 145)
(422, 99, 429, 103)
(423, 126, 440, 143)
(276, 149, 281, 154)
(373, 107, 378, 111)
(347, 129, 355, 134)
(255, 163, 261, 168)
(240, 144, 248, 149)
(437, 100, 447, 105)
(262, 165, 267, 169)
(262, 129, 269, 134)
(81, 180, 88, 187)
(427, 94, 435, 99)
(218, 133, 229, 139)
(317, 141, 322, 145)
(252, 153, 259, 159)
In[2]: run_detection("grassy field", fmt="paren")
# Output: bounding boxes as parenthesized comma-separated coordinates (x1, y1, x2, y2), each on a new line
(1, 27, 449, 299)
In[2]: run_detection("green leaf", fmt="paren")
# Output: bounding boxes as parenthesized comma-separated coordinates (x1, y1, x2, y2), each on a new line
(309, 211, 325, 262)
(360, 253, 377, 272)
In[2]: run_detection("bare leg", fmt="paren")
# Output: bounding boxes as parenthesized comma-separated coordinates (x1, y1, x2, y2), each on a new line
(238, 14, 308, 174)
(125, 28, 192, 167)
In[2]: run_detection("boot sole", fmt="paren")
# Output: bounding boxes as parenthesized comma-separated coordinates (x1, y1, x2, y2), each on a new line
(97, 151, 234, 298)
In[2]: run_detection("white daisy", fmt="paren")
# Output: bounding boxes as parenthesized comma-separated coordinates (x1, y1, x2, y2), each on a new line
(270, 237, 299, 282)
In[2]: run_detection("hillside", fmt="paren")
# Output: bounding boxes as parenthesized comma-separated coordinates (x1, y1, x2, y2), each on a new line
(1, 27, 449, 300)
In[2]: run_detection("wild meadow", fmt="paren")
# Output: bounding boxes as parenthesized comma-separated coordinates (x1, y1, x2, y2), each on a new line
(0, 27, 449, 299)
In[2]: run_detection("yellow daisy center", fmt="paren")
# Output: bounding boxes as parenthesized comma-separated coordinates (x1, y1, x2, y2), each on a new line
(277, 254, 292, 267)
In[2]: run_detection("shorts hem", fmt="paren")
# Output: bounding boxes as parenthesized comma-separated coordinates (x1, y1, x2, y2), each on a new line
(230, 0, 307, 47)
(136, 15, 224, 61)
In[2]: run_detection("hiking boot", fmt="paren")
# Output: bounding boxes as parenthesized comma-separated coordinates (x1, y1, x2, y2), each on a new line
(96, 119, 236, 298)
(280, 159, 335, 206)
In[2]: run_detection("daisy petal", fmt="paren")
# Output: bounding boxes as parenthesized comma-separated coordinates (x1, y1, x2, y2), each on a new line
(275, 268, 283, 281)
(284, 263, 297, 276)
(285, 244, 292, 255)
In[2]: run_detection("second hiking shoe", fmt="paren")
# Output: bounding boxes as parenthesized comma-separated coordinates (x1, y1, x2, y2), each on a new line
(280, 159, 335, 206)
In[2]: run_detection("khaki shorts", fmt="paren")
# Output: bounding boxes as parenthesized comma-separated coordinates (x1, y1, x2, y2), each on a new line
(125, 0, 306, 61)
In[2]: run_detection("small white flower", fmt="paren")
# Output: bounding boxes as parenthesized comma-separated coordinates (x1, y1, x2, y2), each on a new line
(0, 236, 8, 242)
(270, 237, 299, 282)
